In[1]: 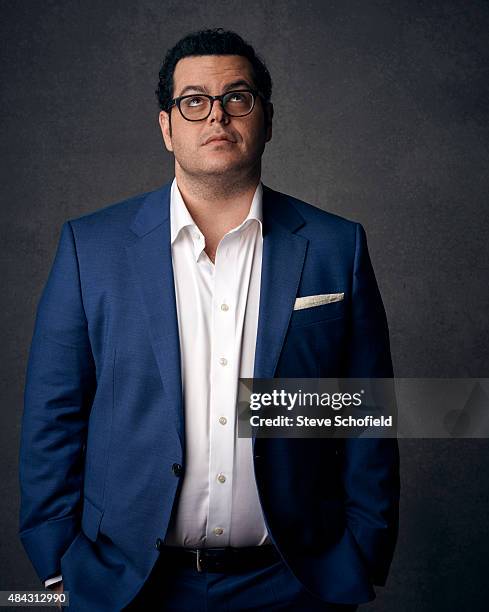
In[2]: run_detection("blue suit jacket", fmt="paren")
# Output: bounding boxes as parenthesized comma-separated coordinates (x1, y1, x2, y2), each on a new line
(19, 180, 400, 610)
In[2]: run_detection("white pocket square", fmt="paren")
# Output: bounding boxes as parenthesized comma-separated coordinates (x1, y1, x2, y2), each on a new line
(293, 292, 344, 311)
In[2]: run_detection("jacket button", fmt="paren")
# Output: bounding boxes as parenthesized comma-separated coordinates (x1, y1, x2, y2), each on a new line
(155, 538, 163, 550)
(172, 463, 183, 477)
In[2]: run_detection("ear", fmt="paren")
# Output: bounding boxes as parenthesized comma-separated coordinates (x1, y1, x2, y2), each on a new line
(158, 111, 173, 152)
(265, 102, 273, 142)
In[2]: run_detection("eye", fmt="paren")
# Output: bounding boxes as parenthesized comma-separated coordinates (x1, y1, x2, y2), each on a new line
(185, 96, 205, 107)
(228, 92, 246, 102)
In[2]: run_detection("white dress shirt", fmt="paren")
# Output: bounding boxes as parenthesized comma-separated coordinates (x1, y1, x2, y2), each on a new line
(45, 177, 269, 587)
(163, 177, 270, 547)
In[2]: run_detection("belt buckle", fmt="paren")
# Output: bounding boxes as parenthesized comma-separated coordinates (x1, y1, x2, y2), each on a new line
(196, 549, 204, 573)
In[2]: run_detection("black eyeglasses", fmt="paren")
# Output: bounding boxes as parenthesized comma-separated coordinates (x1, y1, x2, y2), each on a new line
(167, 89, 261, 122)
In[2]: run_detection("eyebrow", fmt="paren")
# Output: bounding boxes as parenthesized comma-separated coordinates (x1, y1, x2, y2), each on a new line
(176, 79, 254, 97)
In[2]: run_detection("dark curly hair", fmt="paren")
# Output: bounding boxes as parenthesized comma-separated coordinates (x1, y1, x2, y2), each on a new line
(155, 28, 273, 113)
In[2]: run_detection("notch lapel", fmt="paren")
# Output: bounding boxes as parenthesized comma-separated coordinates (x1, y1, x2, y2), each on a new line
(252, 186, 308, 446)
(125, 182, 184, 452)
(253, 185, 308, 379)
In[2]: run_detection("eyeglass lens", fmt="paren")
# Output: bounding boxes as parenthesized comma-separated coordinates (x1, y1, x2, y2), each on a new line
(179, 91, 254, 120)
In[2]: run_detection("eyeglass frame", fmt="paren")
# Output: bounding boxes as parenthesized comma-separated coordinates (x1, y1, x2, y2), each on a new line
(166, 88, 266, 122)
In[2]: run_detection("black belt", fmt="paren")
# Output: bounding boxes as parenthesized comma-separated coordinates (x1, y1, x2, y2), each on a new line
(160, 545, 281, 573)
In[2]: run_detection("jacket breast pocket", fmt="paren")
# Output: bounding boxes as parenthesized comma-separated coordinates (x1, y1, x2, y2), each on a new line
(289, 299, 346, 328)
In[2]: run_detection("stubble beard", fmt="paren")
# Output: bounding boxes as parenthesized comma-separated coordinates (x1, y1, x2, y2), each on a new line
(176, 149, 262, 200)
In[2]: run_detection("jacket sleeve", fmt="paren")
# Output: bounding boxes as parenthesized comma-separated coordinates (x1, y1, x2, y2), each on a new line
(19, 221, 96, 582)
(341, 222, 401, 586)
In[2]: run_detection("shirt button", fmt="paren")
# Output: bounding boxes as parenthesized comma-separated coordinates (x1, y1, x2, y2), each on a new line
(194, 232, 200, 240)
(219, 416, 227, 425)
(219, 357, 228, 366)
(217, 473, 226, 483)
(213, 527, 224, 536)
(220, 303, 229, 311)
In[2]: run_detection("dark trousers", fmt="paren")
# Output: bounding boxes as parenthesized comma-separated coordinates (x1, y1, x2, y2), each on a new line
(124, 549, 359, 611)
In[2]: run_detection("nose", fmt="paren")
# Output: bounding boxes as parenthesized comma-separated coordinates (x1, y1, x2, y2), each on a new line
(208, 98, 229, 124)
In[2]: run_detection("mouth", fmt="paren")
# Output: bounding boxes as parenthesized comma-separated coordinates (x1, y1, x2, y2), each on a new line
(203, 136, 236, 145)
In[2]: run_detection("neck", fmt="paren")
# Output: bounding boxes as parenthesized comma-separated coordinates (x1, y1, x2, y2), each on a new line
(174, 163, 261, 219)
(174, 165, 261, 256)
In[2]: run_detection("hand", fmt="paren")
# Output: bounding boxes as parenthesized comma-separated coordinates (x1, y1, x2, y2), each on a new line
(48, 581, 64, 609)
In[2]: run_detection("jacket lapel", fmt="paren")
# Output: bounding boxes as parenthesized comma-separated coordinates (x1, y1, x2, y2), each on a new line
(125, 181, 308, 449)
(125, 182, 184, 452)
(253, 185, 308, 380)
(251, 186, 308, 447)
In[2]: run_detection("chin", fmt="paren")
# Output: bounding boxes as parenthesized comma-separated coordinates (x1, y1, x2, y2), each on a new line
(200, 160, 246, 176)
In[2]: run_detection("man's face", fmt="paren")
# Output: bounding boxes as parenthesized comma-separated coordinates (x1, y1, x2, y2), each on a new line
(158, 55, 273, 179)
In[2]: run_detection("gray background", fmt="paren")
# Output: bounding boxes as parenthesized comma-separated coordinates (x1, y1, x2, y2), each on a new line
(1, 1, 488, 610)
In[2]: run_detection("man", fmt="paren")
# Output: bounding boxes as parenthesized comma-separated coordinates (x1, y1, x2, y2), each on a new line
(19, 28, 400, 611)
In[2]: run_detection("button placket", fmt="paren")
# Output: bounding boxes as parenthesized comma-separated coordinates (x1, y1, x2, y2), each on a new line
(207, 233, 238, 546)
(168, 182, 268, 549)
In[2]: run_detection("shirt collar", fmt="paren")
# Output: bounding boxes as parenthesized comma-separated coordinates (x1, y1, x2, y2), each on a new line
(170, 177, 263, 261)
